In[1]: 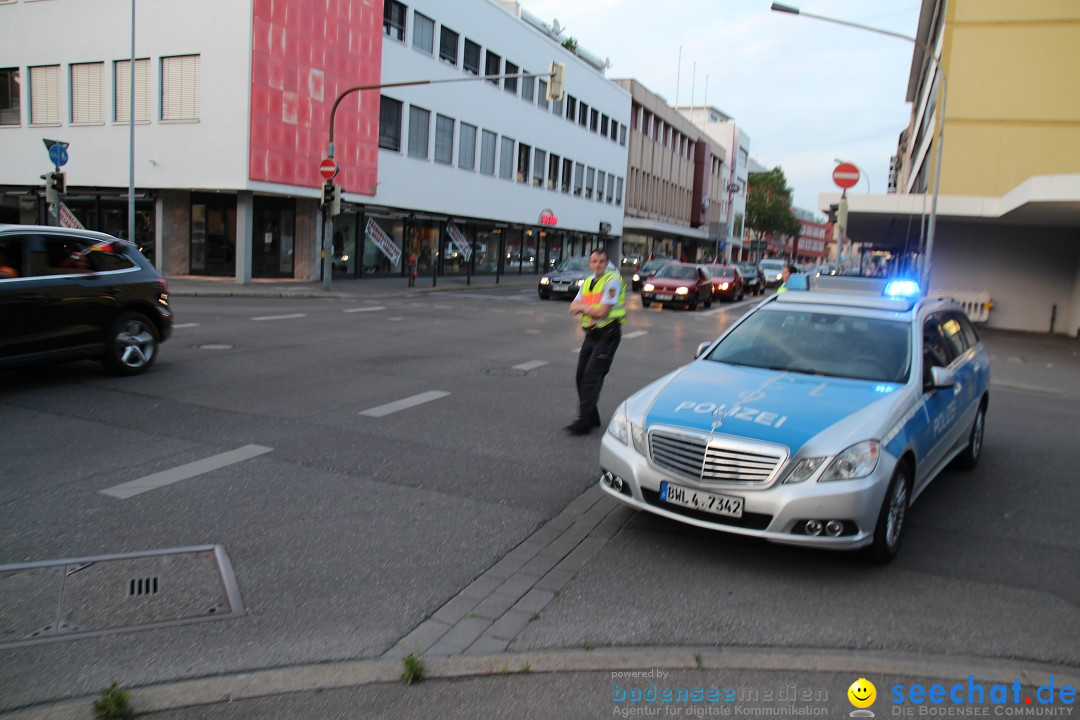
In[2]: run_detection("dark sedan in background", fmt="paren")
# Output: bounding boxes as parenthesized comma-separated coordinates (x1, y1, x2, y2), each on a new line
(539, 256, 617, 300)
(739, 262, 766, 295)
(630, 258, 671, 292)
(0, 225, 172, 375)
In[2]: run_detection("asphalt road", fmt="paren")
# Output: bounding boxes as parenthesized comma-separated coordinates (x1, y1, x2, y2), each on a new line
(1, 286, 1077, 713)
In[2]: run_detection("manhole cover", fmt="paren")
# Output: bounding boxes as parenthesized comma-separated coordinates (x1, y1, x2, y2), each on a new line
(197, 344, 234, 351)
(0, 545, 243, 649)
(478, 367, 530, 378)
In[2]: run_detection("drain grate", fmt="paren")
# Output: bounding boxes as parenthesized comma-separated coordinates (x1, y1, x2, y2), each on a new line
(478, 367, 530, 378)
(128, 577, 159, 597)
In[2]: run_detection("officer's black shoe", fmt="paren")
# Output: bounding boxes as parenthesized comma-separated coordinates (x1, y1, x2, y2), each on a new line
(565, 419, 594, 435)
(591, 413, 601, 427)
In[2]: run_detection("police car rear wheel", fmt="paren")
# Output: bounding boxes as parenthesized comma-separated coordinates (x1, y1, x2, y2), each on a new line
(870, 465, 911, 564)
(952, 400, 986, 470)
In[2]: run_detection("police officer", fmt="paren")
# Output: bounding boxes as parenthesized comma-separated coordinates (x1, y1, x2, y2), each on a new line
(776, 262, 796, 294)
(566, 249, 626, 435)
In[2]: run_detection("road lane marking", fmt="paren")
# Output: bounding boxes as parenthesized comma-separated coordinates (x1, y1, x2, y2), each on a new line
(172, 322, 201, 329)
(623, 330, 648, 339)
(251, 313, 307, 321)
(100, 445, 274, 500)
(513, 360, 550, 371)
(525, 329, 541, 334)
(344, 306, 386, 313)
(360, 391, 451, 417)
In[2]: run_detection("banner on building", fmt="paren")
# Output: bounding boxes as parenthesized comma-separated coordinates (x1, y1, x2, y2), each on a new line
(365, 217, 401, 267)
(446, 223, 472, 261)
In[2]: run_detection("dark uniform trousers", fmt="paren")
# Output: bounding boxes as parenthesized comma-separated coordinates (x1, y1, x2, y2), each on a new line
(575, 322, 622, 425)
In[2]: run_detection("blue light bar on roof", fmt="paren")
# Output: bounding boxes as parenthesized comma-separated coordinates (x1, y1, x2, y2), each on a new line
(883, 279, 921, 299)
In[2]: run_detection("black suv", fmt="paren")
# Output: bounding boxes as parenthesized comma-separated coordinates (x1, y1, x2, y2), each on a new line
(0, 225, 173, 375)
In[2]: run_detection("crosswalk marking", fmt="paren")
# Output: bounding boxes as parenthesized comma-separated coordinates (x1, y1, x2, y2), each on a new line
(101, 445, 273, 500)
(359, 391, 451, 417)
(251, 313, 306, 321)
(344, 306, 386, 313)
(513, 360, 549, 371)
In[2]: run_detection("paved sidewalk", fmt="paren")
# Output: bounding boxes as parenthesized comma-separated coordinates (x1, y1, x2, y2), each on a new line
(165, 272, 543, 299)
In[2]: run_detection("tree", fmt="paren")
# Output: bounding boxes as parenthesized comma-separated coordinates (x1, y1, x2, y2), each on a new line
(746, 167, 801, 259)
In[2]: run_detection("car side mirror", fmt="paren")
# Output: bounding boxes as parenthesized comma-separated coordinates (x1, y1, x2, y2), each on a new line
(928, 365, 956, 389)
(696, 341, 712, 359)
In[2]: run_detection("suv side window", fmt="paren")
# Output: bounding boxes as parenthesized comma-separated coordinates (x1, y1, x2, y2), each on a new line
(0, 236, 27, 279)
(923, 315, 956, 372)
(38, 236, 135, 275)
(940, 314, 968, 357)
(954, 312, 980, 348)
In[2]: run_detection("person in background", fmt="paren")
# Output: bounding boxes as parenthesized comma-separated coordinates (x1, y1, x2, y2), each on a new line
(566, 249, 626, 435)
(777, 262, 796, 294)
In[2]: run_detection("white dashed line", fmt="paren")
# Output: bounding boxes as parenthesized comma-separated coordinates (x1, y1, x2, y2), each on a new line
(623, 330, 649, 339)
(172, 323, 201, 329)
(251, 313, 307, 321)
(513, 360, 550, 371)
(344, 306, 386, 313)
(360, 391, 451, 417)
(100, 445, 274, 500)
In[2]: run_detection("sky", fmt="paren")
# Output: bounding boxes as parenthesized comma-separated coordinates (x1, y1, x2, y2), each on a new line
(518, 0, 924, 216)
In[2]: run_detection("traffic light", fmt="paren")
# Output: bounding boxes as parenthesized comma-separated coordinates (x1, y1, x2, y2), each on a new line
(322, 182, 342, 216)
(826, 203, 839, 223)
(42, 171, 64, 205)
(51, 171, 65, 196)
(546, 62, 565, 102)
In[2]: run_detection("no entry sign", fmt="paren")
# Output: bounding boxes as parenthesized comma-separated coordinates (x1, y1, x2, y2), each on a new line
(319, 158, 338, 180)
(832, 163, 860, 190)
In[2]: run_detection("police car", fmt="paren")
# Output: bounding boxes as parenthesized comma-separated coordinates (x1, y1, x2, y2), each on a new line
(599, 275, 990, 562)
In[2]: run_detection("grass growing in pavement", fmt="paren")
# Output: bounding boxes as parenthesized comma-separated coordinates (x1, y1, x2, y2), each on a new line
(401, 653, 425, 685)
(93, 682, 133, 720)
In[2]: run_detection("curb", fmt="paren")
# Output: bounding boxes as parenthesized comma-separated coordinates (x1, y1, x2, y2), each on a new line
(7, 647, 1077, 719)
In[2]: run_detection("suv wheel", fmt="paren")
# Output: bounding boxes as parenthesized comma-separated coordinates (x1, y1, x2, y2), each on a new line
(869, 465, 911, 564)
(104, 312, 160, 376)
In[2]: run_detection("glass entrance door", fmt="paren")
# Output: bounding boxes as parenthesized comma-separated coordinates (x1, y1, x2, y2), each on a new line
(191, 194, 237, 276)
(253, 197, 295, 278)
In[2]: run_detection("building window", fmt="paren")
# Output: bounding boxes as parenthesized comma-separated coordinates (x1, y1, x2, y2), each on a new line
(412, 12, 434, 55)
(616, 177, 624, 206)
(600, 114, 609, 137)
(379, 96, 403, 151)
(439, 26, 459, 65)
(552, 95, 563, 119)
(607, 174, 615, 204)
(114, 58, 149, 123)
(384, 0, 406, 42)
(537, 79, 548, 109)
(161, 54, 200, 121)
(463, 39, 481, 75)
(597, 171, 606, 202)
(0, 68, 19, 126)
(29, 65, 60, 125)
(408, 106, 430, 159)
(522, 73, 535, 103)
(619, 124, 626, 146)
(485, 51, 501, 85)
(434, 114, 454, 165)
(499, 136, 514, 179)
(590, 108, 599, 133)
(565, 95, 576, 123)
(71, 62, 104, 124)
(610, 119, 618, 142)
(547, 153, 559, 191)
(532, 148, 545, 187)
(561, 158, 572, 193)
(458, 122, 477, 170)
(517, 142, 531, 183)
(578, 101, 588, 127)
(574, 163, 584, 196)
(504, 61, 518, 95)
(585, 167, 595, 199)
(480, 129, 496, 175)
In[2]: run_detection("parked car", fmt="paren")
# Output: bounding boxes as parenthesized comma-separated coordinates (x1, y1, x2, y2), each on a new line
(631, 258, 669, 292)
(538, 256, 617, 300)
(0, 225, 173, 375)
(759, 258, 788, 288)
(640, 263, 713, 310)
(704, 264, 745, 302)
(598, 275, 990, 563)
(739, 262, 766, 295)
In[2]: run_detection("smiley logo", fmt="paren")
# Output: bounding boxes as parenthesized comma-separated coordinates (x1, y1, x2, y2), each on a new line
(848, 678, 877, 709)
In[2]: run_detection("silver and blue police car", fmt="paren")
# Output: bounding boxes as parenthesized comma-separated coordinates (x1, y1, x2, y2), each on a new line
(599, 275, 990, 562)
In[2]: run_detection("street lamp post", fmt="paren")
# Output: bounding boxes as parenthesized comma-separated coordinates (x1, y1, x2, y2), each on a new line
(772, 3, 946, 292)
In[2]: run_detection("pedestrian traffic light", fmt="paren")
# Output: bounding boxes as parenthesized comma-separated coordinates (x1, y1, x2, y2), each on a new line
(546, 62, 565, 102)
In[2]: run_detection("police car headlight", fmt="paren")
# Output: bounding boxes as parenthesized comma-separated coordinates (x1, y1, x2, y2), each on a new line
(675, 287, 689, 295)
(575, 278, 585, 286)
(608, 403, 629, 445)
(631, 422, 647, 454)
(820, 440, 880, 481)
(784, 457, 826, 484)
(643, 283, 654, 292)
(540, 277, 550, 285)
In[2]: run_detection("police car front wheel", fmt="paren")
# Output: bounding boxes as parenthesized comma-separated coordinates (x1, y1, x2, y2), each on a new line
(869, 465, 911, 564)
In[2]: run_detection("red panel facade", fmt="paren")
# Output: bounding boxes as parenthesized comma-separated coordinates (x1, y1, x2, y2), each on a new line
(250, 0, 382, 195)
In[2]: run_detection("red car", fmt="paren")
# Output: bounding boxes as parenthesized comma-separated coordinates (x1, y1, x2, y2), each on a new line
(640, 262, 713, 310)
(704, 264, 745, 301)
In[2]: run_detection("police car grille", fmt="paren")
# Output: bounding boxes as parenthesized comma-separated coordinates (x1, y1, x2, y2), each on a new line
(650, 431, 783, 485)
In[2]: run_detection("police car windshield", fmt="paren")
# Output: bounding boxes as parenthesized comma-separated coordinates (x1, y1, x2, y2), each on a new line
(705, 307, 912, 383)
(556, 257, 590, 272)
